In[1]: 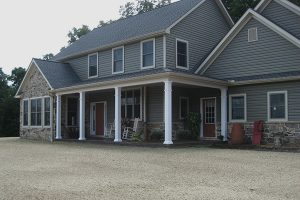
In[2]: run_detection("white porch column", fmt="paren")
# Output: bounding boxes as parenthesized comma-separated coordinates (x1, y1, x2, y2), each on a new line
(164, 80, 173, 145)
(55, 95, 62, 140)
(79, 91, 86, 141)
(114, 87, 122, 143)
(221, 88, 228, 141)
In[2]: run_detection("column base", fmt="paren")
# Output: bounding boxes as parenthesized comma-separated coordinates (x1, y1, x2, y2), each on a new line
(79, 137, 86, 141)
(163, 141, 173, 145)
(55, 136, 62, 140)
(114, 139, 122, 143)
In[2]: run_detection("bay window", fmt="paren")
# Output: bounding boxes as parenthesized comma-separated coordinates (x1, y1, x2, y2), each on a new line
(31, 98, 42, 126)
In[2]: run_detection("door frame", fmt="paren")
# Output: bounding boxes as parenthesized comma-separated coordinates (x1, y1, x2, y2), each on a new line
(200, 97, 217, 139)
(90, 101, 107, 136)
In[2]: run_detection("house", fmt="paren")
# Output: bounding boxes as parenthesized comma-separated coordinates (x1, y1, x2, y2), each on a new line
(16, 0, 300, 145)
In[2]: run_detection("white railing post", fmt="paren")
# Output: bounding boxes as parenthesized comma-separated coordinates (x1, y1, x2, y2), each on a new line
(55, 95, 62, 140)
(79, 91, 86, 141)
(221, 88, 228, 141)
(114, 87, 122, 142)
(164, 80, 173, 145)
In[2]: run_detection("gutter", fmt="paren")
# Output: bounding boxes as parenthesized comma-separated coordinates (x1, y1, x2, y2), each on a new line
(228, 76, 300, 86)
(51, 72, 228, 95)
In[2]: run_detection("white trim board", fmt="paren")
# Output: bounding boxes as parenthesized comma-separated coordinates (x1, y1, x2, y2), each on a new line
(16, 59, 53, 98)
(195, 9, 300, 75)
(255, 0, 300, 16)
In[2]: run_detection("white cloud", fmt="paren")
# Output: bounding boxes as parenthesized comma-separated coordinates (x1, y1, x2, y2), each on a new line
(0, 0, 128, 74)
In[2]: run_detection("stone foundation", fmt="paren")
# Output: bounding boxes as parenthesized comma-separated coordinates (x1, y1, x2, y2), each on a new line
(20, 128, 53, 142)
(228, 122, 300, 146)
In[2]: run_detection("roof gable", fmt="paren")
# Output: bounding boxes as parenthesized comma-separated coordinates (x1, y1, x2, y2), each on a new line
(53, 0, 233, 61)
(255, 0, 300, 16)
(195, 9, 300, 75)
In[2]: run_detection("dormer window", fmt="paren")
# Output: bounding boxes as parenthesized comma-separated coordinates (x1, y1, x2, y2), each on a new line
(88, 53, 98, 78)
(248, 28, 258, 42)
(141, 39, 155, 69)
(112, 46, 124, 74)
(176, 38, 189, 70)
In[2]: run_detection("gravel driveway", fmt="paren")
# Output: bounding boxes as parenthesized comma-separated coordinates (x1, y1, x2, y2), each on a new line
(0, 138, 299, 200)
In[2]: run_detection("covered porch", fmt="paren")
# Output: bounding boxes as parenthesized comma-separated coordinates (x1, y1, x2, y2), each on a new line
(53, 72, 229, 145)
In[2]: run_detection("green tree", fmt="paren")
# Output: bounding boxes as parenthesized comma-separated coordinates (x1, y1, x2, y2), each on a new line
(98, 20, 115, 28)
(8, 67, 26, 90)
(289, 0, 300, 6)
(222, 0, 260, 22)
(119, 2, 136, 18)
(43, 53, 54, 61)
(67, 25, 91, 44)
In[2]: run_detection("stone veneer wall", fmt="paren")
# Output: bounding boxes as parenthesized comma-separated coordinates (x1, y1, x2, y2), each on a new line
(19, 65, 53, 142)
(228, 122, 300, 145)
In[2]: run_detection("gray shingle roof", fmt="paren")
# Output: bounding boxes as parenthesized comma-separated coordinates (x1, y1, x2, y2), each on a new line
(34, 59, 80, 89)
(53, 0, 204, 61)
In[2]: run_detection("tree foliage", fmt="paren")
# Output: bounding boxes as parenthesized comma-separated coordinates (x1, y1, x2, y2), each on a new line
(67, 25, 91, 44)
(43, 53, 54, 61)
(119, 0, 172, 18)
(0, 67, 26, 137)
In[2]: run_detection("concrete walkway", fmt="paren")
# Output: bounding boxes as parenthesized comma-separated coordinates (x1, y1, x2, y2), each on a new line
(0, 138, 299, 200)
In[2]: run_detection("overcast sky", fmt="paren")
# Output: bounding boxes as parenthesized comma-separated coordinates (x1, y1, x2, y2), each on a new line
(0, 0, 129, 74)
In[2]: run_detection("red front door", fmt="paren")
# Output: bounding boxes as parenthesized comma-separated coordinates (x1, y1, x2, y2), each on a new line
(96, 103, 105, 136)
(203, 99, 216, 138)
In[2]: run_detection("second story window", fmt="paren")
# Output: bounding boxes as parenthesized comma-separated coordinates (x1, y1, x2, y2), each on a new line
(113, 47, 124, 74)
(88, 53, 98, 78)
(141, 39, 155, 69)
(176, 39, 189, 69)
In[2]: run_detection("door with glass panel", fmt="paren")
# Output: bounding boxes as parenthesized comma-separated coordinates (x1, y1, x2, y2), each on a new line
(203, 98, 216, 138)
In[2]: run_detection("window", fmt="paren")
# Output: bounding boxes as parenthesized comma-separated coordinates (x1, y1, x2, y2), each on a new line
(230, 94, 246, 122)
(141, 39, 155, 69)
(121, 89, 141, 119)
(44, 97, 51, 126)
(248, 28, 258, 42)
(112, 47, 124, 74)
(176, 39, 188, 69)
(179, 97, 189, 120)
(67, 98, 78, 126)
(31, 98, 42, 126)
(88, 53, 98, 78)
(268, 91, 288, 121)
(23, 100, 29, 126)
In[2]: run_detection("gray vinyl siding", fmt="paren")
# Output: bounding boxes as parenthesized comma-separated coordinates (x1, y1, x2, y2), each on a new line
(88, 90, 115, 124)
(262, 0, 300, 39)
(67, 56, 88, 81)
(147, 85, 164, 123)
(229, 81, 300, 122)
(204, 18, 300, 79)
(66, 36, 164, 81)
(146, 85, 221, 123)
(166, 0, 231, 71)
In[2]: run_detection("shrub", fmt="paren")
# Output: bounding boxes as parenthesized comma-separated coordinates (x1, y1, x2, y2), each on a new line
(176, 130, 198, 141)
(150, 129, 163, 141)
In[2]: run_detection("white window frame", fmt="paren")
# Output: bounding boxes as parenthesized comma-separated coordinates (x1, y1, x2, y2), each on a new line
(229, 94, 247, 123)
(112, 46, 125, 74)
(43, 97, 52, 128)
(248, 27, 258, 42)
(267, 91, 288, 122)
(179, 97, 189, 120)
(22, 99, 29, 127)
(140, 38, 156, 69)
(88, 53, 99, 79)
(176, 38, 189, 70)
(121, 87, 143, 121)
(29, 97, 43, 128)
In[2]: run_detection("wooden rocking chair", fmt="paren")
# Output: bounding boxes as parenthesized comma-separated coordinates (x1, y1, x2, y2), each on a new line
(104, 122, 115, 139)
(122, 118, 139, 140)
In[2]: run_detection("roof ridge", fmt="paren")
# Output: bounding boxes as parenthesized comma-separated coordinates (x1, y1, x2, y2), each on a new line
(33, 58, 67, 64)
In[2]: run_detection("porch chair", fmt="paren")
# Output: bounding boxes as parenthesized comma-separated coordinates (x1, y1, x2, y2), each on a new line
(122, 118, 139, 140)
(104, 122, 115, 139)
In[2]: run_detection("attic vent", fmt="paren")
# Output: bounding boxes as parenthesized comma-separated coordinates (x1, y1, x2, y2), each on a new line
(248, 28, 258, 42)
